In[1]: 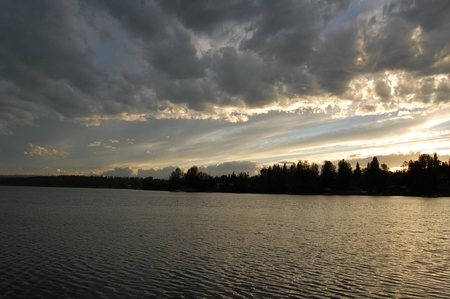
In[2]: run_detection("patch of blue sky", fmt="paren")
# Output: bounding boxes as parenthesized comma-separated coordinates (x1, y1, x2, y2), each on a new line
(431, 120, 450, 130)
(326, 0, 387, 30)
(93, 20, 128, 69)
(262, 114, 381, 147)
(256, 146, 343, 166)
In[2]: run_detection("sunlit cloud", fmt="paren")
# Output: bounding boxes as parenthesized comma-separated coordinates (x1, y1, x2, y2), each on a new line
(88, 141, 102, 147)
(24, 144, 69, 158)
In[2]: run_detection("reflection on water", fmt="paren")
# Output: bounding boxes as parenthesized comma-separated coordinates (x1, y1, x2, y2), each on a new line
(1, 186, 449, 298)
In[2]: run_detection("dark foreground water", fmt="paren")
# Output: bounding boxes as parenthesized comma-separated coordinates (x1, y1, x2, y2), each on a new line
(1, 186, 449, 298)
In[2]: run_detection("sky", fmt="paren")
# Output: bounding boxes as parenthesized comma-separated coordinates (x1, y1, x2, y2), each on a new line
(1, 0, 450, 178)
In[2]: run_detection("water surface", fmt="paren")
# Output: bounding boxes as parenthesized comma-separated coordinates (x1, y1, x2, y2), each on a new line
(1, 186, 449, 298)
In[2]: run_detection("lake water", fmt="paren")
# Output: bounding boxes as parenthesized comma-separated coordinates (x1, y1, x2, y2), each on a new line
(1, 186, 449, 298)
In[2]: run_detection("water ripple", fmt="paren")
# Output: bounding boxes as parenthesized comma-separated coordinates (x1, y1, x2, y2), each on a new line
(1, 187, 450, 298)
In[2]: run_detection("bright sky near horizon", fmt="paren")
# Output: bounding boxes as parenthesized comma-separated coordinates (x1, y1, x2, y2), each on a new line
(1, 0, 450, 178)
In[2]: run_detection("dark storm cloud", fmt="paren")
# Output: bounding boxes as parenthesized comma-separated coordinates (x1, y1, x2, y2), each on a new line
(210, 47, 278, 107)
(1, 0, 450, 133)
(0, 0, 104, 93)
(367, 0, 450, 75)
(92, 0, 206, 80)
(0, 0, 106, 127)
(375, 80, 391, 102)
(308, 19, 362, 94)
(159, 0, 258, 35)
(384, 0, 450, 32)
(241, 0, 351, 66)
(154, 78, 216, 110)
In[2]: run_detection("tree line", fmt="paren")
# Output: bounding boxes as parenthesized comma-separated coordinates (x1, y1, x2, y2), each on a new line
(164, 153, 449, 196)
(0, 175, 145, 190)
(1, 153, 449, 196)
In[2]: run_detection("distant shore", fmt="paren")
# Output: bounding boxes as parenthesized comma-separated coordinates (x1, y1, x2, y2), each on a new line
(1, 174, 448, 197)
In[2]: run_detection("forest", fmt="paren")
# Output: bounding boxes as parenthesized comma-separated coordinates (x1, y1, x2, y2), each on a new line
(1, 153, 449, 196)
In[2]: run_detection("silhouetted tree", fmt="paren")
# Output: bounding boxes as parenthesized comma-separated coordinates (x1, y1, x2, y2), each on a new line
(295, 162, 321, 194)
(234, 172, 249, 193)
(184, 166, 199, 189)
(408, 153, 441, 195)
(321, 161, 336, 191)
(169, 167, 184, 190)
(337, 159, 352, 191)
(364, 157, 384, 193)
(353, 162, 362, 188)
(143, 177, 168, 190)
(294, 160, 310, 193)
(2, 152, 448, 196)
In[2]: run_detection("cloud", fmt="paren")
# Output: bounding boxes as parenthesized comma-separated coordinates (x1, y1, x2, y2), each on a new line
(24, 143, 69, 158)
(137, 161, 262, 179)
(159, 1, 258, 35)
(1, 1, 450, 177)
(375, 80, 392, 102)
(88, 139, 119, 149)
(88, 141, 102, 147)
(0, 0, 446, 134)
(202, 161, 262, 177)
(102, 167, 134, 177)
(137, 166, 181, 179)
(346, 152, 450, 171)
